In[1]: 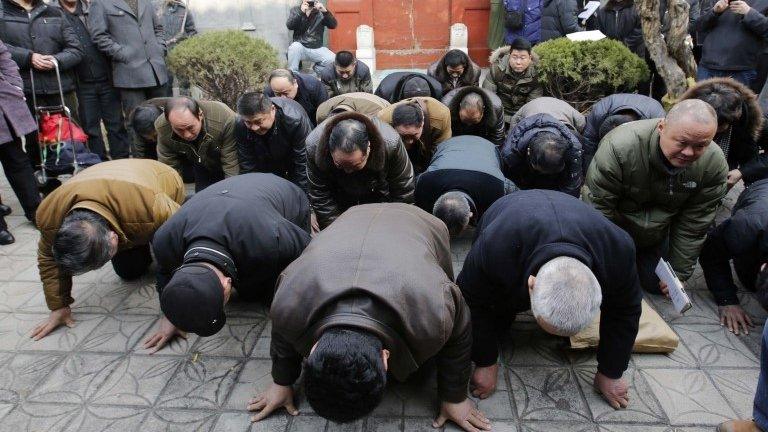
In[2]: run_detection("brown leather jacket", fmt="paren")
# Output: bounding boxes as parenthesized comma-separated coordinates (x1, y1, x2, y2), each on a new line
(36, 159, 185, 310)
(269, 203, 472, 403)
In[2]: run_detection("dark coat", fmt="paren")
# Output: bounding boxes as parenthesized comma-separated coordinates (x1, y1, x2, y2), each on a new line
(306, 112, 415, 229)
(700, 178, 768, 307)
(153, 173, 312, 301)
(0, 39, 37, 144)
(681, 78, 766, 183)
(270, 203, 472, 403)
(583, 93, 666, 158)
(317, 59, 373, 97)
(697, 0, 768, 71)
(482, 46, 545, 118)
(504, 0, 544, 44)
(286, 5, 337, 49)
(88, 0, 169, 89)
(540, 0, 580, 41)
(442, 86, 506, 146)
(457, 190, 642, 379)
(596, 0, 645, 57)
(416, 136, 511, 219)
(56, 0, 111, 83)
(264, 72, 328, 126)
(374, 71, 444, 103)
(659, 0, 699, 35)
(235, 97, 311, 193)
(427, 50, 482, 94)
(155, 0, 197, 49)
(501, 113, 584, 196)
(0, 0, 83, 95)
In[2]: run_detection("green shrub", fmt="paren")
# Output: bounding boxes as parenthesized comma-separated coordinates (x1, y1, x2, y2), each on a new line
(533, 38, 650, 112)
(167, 30, 280, 108)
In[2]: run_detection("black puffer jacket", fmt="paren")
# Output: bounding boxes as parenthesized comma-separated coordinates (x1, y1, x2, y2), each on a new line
(234, 97, 312, 193)
(374, 71, 444, 103)
(442, 86, 505, 146)
(501, 113, 584, 196)
(583, 93, 666, 158)
(285, 5, 337, 49)
(264, 72, 328, 126)
(0, 0, 83, 95)
(681, 78, 766, 183)
(540, 0, 581, 41)
(55, 1, 111, 84)
(306, 112, 415, 229)
(427, 50, 482, 94)
(317, 59, 373, 97)
(596, 0, 645, 57)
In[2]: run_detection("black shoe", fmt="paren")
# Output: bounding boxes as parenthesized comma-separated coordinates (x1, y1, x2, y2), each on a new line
(0, 204, 10, 217)
(0, 230, 14, 245)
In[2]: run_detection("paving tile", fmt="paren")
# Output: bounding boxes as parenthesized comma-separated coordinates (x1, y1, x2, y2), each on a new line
(0, 260, 37, 289)
(286, 415, 328, 431)
(501, 322, 571, 367)
(252, 337, 271, 359)
(190, 317, 265, 357)
(737, 290, 768, 324)
(140, 409, 219, 431)
(520, 421, 595, 431)
(0, 312, 105, 352)
(59, 405, 147, 432)
(673, 324, 758, 367)
(113, 282, 161, 315)
(507, 367, 591, 421)
(78, 314, 157, 352)
(597, 426, 710, 431)
(708, 368, 760, 419)
(574, 367, 666, 423)
(472, 389, 515, 420)
(364, 417, 402, 432)
(90, 355, 183, 406)
(157, 356, 243, 409)
(212, 411, 290, 432)
(742, 324, 764, 357)
(224, 359, 273, 410)
(0, 352, 64, 404)
(632, 339, 698, 369)
(28, 353, 122, 404)
(70, 282, 133, 314)
(0, 402, 82, 431)
(226, 299, 269, 319)
(645, 290, 719, 325)
(641, 368, 737, 425)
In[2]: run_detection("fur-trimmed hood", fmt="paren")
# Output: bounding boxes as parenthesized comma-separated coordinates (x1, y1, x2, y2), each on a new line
(681, 77, 764, 142)
(312, 111, 398, 173)
(442, 86, 503, 130)
(489, 46, 540, 72)
(427, 50, 482, 92)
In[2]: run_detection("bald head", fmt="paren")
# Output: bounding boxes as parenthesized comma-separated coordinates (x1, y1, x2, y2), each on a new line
(665, 99, 717, 127)
(658, 99, 718, 168)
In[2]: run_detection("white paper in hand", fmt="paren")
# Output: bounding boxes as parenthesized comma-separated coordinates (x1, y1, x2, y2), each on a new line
(578, 1, 601, 19)
(654, 259, 692, 314)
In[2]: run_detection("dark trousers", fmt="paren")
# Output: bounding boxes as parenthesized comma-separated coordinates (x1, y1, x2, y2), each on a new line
(636, 240, 670, 294)
(119, 84, 171, 156)
(192, 161, 224, 192)
(754, 325, 768, 429)
(24, 92, 80, 168)
(0, 137, 41, 223)
(77, 80, 131, 160)
(111, 244, 152, 280)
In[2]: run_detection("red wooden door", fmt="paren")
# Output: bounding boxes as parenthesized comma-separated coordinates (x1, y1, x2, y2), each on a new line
(328, 0, 490, 68)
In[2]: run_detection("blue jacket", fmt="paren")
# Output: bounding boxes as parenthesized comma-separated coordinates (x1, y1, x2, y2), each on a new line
(504, 0, 543, 44)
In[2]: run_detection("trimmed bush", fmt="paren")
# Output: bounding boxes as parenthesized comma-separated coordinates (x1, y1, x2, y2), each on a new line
(533, 38, 650, 112)
(167, 30, 280, 108)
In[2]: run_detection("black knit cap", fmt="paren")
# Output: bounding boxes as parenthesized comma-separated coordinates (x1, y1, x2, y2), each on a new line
(160, 263, 226, 337)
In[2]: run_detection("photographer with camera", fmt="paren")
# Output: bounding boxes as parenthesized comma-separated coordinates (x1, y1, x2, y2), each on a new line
(286, 0, 337, 73)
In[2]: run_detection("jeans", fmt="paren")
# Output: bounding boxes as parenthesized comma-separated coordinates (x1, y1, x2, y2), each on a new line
(287, 41, 335, 72)
(78, 80, 131, 160)
(192, 161, 224, 192)
(119, 84, 172, 156)
(697, 65, 758, 89)
(111, 244, 153, 280)
(754, 324, 768, 429)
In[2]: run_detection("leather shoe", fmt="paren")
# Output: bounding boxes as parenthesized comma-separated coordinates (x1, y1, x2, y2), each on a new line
(0, 229, 14, 246)
(717, 420, 763, 432)
(0, 204, 10, 217)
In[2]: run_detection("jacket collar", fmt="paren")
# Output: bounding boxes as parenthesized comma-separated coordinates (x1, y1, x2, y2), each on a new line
(315, 111, 388, 172)
(113, 0, 144, 19)
(524, 242, 593, 280)
(69, 200, 129, 245)
(183, 240, 239, 282)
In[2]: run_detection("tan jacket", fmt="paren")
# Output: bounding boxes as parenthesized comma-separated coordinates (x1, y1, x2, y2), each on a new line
(36, 159, 185, 310)
(315, 92, 390, 123)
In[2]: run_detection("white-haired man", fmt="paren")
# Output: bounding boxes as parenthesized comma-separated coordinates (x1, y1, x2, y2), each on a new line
(457, 189, 642, 409)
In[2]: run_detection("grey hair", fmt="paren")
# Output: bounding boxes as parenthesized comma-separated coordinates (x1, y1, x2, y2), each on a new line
(530, 256, 602, 336)
(268, 68, 296, 84)
(433, 191, 471, 236)
(666, 99, 717, 126)
(52, 209, 113, 275)
(459, 92, 484, 112)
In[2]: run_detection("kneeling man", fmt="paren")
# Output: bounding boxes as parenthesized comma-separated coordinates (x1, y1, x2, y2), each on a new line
(458, 190, 642, 409)
(251, 203, 490, 431)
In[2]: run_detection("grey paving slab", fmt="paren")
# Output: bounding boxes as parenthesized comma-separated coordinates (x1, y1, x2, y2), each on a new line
(507, 366, 592, 422)
(140, 409, 220, 431)
(708, 368, 760, 419)
(157, 356, 244, 409)
(90, 355, 183, 406)
(574, 367, 667, 424)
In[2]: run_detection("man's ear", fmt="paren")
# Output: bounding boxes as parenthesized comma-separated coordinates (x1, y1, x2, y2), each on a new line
(223, 278, 233, 303)
(528, 275, 536, 296)
(381, 349, 390, 371)
(657, 119, 665, 135)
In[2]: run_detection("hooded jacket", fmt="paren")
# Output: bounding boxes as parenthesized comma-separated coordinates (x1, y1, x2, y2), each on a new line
(264, 72, 328, 126)
(509, 96, 586, 134)
(234, 97, 311, 193)
(306, 112, 415, 229)
(596, 0, 646, 57)
(584, 119, 729, 281)
(315, 92, 390, 124)
(153, 173, 311, 302)
(427, 50, 482, 94)
(457, 190, 642, 379)
(317, 59, 373, 97)
(374, 72, 444, 103)
(501, 113, 584, 196)
(285, 5, 337, 49)
(482, 46, 544, 119)
(540, 0, 581, 41)
(680, 78, 765, 183)
(442, 86, 506, 146)
(270, 203, 472, 403)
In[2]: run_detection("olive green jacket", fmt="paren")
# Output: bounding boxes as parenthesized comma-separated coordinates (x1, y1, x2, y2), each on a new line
(583, 119, 728, 281)
(482, 46, 544, 121)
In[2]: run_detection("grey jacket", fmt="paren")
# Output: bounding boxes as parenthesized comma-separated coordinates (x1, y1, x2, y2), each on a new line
(155, 0, 197, 50)
(88, 0, 169, 88)
(509, 97, 586, 134)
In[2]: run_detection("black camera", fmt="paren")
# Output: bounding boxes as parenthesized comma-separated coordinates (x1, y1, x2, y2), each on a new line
(307, 1, 315, 7)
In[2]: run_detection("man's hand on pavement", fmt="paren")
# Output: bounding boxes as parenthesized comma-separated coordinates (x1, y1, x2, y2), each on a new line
(142, 315, 187, 354)
(719, 304, 754, 335)
(248, 383, 298, 422)
(470, 363, 499, 399)
(432, 399, 491, 432)
(30, 306, 74, 340)
(594, 372, 629, 409)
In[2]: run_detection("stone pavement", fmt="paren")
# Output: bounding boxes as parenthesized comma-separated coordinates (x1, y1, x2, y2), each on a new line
(0, 169, 763, 432)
